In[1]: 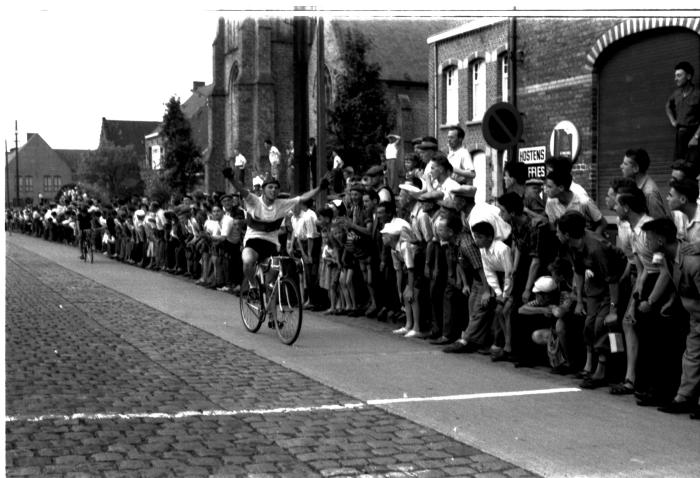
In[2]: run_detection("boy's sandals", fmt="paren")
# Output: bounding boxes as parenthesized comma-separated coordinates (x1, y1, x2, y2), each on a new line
(610, 379, 635, 395)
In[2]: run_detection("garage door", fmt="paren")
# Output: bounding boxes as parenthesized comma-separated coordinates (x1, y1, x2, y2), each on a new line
(597, 27, 700, 211)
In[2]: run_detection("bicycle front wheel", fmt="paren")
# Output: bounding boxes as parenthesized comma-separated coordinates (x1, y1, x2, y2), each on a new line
(274, 277, 303, 345)
(240, 278, 264, 333)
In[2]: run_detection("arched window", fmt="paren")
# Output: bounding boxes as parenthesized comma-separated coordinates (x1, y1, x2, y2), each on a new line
(444, 65, 459, 124)
(470, 59, 486, 121)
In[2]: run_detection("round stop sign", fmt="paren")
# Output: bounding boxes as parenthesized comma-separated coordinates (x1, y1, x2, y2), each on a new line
(481, 102, 524, 150)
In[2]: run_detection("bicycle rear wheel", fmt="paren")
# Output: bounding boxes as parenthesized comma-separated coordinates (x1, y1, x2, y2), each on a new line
(240, 278, 264, 333)
(274, 277, 303, 345)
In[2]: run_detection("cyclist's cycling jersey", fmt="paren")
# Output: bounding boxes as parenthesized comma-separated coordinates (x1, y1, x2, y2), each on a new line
(77, 212, 92, 231)
(243, 193, 300, 249)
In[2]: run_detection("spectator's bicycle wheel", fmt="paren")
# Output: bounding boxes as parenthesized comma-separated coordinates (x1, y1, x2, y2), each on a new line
(240, 278, 264, 333)
(274, 277, 303, 345)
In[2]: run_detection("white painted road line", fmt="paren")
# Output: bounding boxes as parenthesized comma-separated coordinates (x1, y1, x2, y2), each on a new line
(6, 388, 580, 423)
(5, 402, 367, 423)
(367, 387, 581, 405)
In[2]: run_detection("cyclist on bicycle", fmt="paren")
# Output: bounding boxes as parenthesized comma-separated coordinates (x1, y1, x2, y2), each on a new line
(222, 167, 329, 290)
(77, 205, 93, 260)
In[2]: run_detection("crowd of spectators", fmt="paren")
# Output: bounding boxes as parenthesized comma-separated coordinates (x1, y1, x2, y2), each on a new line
(6, 130, 700, 420)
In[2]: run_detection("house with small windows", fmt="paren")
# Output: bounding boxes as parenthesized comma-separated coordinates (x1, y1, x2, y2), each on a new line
(429, 16, 700, 205)
(428, 18, 510, 203)
(5, 133, 79, 206)
(142, 82, 213, 189)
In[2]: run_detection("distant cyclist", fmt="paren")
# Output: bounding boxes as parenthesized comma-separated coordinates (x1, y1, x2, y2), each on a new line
(222, 167, 329, 290)
(77, 205, 94, 260)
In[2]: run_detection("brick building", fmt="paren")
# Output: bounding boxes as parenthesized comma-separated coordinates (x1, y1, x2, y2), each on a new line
(6, 133, 77, 206)
(206, 16, 460, 193)
(428, 17, 700, 206)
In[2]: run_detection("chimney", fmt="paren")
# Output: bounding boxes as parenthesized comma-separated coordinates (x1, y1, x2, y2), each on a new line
(26, 133, 36, 141)
(192, 81, 205, 92)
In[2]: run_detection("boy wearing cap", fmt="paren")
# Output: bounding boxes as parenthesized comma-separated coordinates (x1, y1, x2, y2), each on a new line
(364, 165, 393, 204)
(519, 275, 568, 371)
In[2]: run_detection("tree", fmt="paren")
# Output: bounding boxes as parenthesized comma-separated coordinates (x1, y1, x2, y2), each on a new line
(328, 28, 394, 170)
(77, 144, 144, 201)
(161, 96, 202, 194)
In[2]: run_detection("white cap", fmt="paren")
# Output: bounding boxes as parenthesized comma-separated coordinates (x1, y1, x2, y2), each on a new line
(398, 182, 422, 194)
(380, 218, 411, 236)
(532, 276, 557, 294)
(253, 176, 264, 187)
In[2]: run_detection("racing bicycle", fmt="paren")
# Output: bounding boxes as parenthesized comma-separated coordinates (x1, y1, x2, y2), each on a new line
(240, 256, 304, 345)
(80, 229, 94, 263)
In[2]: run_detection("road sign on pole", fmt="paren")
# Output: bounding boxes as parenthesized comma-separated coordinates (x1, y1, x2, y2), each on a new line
(481, 102, 523, 151)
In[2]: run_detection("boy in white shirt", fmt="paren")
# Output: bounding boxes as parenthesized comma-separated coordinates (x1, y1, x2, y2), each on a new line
(472, 221, 514, 362)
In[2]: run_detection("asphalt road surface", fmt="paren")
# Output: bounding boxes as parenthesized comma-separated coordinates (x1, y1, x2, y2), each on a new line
(5, 234, 699, 477)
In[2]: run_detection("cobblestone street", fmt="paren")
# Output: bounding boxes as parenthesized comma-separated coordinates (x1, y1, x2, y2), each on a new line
(5, 243, 538, 477)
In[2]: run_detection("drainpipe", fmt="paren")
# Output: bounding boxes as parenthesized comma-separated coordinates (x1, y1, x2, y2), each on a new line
(433, 42, 439, 138)
(509, 12, 518, 164)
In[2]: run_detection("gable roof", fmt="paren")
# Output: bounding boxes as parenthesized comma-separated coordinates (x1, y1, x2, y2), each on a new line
(6, 133, 74, 173)
(55, 149, 90, 174)
(182, 83, 214, 118)
(100, 118, 162, 158)
(331, 18, 463, 84)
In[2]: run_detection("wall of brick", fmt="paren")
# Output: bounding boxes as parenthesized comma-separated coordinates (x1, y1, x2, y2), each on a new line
(429, 20, 510, 200)
(429, 17, 697, 201)
(515, 18, 618, 198)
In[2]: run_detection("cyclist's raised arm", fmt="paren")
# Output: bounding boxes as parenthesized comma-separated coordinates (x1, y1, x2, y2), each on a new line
(222, 167, 250, 199)
(297, 173, 331, 203)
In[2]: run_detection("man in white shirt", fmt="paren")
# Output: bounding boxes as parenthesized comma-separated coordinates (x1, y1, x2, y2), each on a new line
(264, 139, 281, 179)
(446, 126, 475, 185)
(385, 134, 401, 192)
(233, 148, 247, 183)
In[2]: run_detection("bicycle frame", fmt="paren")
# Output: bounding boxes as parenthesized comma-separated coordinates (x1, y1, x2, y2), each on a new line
(256, 257, 304, 316)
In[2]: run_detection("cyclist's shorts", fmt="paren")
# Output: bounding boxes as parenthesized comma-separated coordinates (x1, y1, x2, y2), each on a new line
(245, 238, 279, 262)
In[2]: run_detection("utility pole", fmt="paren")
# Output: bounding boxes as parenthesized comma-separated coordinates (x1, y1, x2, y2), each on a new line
(293, 10, 310, 193)
(5, 140, 9, 209)
(316, 15, 327, 201)
(15, 120, 20, 207)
